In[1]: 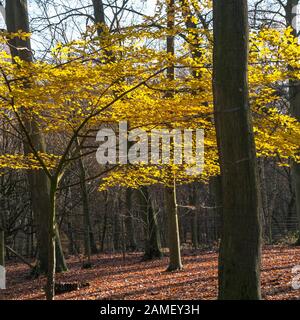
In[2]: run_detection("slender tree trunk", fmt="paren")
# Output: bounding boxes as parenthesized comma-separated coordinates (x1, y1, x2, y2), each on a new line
(191, 210, 198, 249)
(121, 211, 126, 261)
(285, 0, 300, 245)
(125, 188, 137, 251)
(189, 185, 198, 249)
(164, 0, 183, 272)
(213, 0, 261, 299)
(259, 158, 269, 240)
(75, 139, 97, 263)
(45, 180, 57, 300)
(100, 192, 108, 252)
(113, 196, 121, 251)
(165, 185, 183, 271)
(67, 222, 76, 255)
(5, 0, 67, 274)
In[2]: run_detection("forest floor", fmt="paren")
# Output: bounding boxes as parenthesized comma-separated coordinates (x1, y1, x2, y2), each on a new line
(0, 245, 300, 300)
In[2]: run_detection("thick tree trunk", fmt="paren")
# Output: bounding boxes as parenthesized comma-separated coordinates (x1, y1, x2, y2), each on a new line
(285, 0, 300, 245)
(293, 163, 300, 245)
(290, 81, 300, 244)
(147, 199, 163, 259)
(213, 0, 262, 299)
(139, 187, 162, 260)
(6, 0, 67, 274)
(92, 0, 105, 36)
(209, 176, 222, 240)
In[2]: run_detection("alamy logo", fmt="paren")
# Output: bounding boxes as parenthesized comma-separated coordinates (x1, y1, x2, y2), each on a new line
(96, 121, 204, 175)
(0, 265, 5, 289)
(292, 5, 300, 32)
(292, 265, 300, 290)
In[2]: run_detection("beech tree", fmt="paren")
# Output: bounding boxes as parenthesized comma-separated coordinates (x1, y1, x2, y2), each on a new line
(1, 0, 300, 301)
(138, 187, 162, 260)
(213, 0, 262, 299)
(164, 0, 183, 271)
(5, 0, 68, 274)
(285, 0, 300, 245)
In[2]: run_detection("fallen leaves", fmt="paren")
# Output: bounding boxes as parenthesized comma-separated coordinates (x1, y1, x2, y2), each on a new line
(0, 246, 299, 300)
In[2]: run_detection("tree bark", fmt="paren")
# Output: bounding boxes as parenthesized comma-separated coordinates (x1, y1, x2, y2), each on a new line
(213, 0, 262, 299)
(75, 139, 98, 262)
(113, 196, 122, 251)
(45, 181, 57, 300)
(285, 0, 300, 245)
(163, 0, 183, 272)
(5, 0, 67, 274)
(164, 186, 183, 271)
(209, 176, 222, 240)
(139, 187, 162, 260)
(92, 0, 105, 36)
(55, 226, 67, 272)
(189, 185, 199, 249)
(125, 188, 137, 251)
(100, 191, 108, 252)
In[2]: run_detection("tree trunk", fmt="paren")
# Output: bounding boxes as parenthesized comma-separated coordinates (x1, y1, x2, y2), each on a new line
(290, 20, 300, 244)
(139, 187, 162, 260)
(55, 226, 67, 272)
(163, 0, 183, 272)
(209, 176, 222, 240)
(113, 196, 122, 252)
(100, 192, 108, 252)
(285, 0, 300, 245)
(5, 0, 67, 274)
(189, 185, 199, 249)
(164, 186, 183, 271)
(125, 188, 137, 251)
(92, 0, 105, 36)
(76, 139, 98, 262)
(213, 0, 262, 299)
(45, 181, 57, 300)
(67, 222, 76, 255)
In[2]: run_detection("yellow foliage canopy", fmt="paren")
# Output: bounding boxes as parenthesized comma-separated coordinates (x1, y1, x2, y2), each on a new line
(0, 25, 299, 189)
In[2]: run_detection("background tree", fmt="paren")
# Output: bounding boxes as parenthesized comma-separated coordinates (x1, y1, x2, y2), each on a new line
(5, 0, 68, 274)
(164, 0, 183, 271)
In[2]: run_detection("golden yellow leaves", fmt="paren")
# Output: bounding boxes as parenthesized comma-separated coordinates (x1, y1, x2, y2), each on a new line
(0, 30, 31, 44)
(0, 23, 299, 191)
(0, 152, 60, 171)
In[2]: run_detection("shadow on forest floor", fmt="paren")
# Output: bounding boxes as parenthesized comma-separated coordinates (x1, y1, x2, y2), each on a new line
(0, 246, 300, 300)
